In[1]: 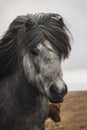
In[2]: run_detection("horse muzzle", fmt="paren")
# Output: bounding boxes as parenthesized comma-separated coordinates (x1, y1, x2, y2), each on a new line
(48, 84, 68, 103)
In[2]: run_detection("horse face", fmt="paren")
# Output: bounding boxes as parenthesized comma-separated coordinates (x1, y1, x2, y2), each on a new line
(23, 40, 67, 103)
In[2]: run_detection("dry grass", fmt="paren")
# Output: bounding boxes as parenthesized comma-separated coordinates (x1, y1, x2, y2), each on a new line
(45, 91, 87, 130)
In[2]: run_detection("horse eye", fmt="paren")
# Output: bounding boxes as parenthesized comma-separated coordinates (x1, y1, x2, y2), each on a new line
(30, 49, 38, 56)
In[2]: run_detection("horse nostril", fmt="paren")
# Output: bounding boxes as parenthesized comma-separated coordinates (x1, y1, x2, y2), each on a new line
(50, 84, 58, 97)
(62, 84, 68, 96)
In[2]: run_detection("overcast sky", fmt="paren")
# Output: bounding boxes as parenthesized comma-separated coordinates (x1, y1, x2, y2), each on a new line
(0, 0, 87, 70)
(0, 0, 87, 90)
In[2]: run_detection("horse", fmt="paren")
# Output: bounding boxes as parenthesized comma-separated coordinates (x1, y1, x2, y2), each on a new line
(48, 103, 61, 122)
(0, 13, 71, 130)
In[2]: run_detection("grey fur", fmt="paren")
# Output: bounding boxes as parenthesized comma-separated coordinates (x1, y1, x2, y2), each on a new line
(0, 13, 71, 130)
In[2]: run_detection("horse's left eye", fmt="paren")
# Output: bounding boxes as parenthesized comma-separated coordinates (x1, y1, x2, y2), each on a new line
(30, 49, 38, 56)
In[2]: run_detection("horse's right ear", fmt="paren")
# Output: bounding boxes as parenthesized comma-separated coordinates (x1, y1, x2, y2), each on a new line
(25, 19, 35, 30)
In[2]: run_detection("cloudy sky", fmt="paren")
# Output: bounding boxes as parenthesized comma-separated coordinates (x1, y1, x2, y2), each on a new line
(0, 0, 87, 90)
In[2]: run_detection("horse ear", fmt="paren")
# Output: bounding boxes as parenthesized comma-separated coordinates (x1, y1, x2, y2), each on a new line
(58, 17, 64, 28)
(25, 19, 35, 30)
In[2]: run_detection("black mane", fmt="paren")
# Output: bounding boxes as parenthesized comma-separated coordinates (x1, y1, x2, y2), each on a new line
(0, 13, 71, 78)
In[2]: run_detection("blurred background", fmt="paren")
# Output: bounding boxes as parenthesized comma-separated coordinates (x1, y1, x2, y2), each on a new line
(0, 0, 87, 91)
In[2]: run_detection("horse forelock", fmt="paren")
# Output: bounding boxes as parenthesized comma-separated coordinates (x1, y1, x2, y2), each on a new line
(22, 13, 71, 58)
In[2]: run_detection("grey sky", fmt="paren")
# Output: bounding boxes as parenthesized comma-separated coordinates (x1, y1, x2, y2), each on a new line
(0, 0, 87, 70)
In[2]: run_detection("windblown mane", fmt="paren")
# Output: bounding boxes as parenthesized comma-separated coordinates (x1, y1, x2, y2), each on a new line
(0, 13, 71, 79)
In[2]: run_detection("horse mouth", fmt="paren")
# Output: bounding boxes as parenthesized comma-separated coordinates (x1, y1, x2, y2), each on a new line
(50, 98, 63, 103)
(49, 95, 64, 103)
(48, 89, 64, 103)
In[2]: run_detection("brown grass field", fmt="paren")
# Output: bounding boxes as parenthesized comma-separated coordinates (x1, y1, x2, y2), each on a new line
(45, 91, 87, 130)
